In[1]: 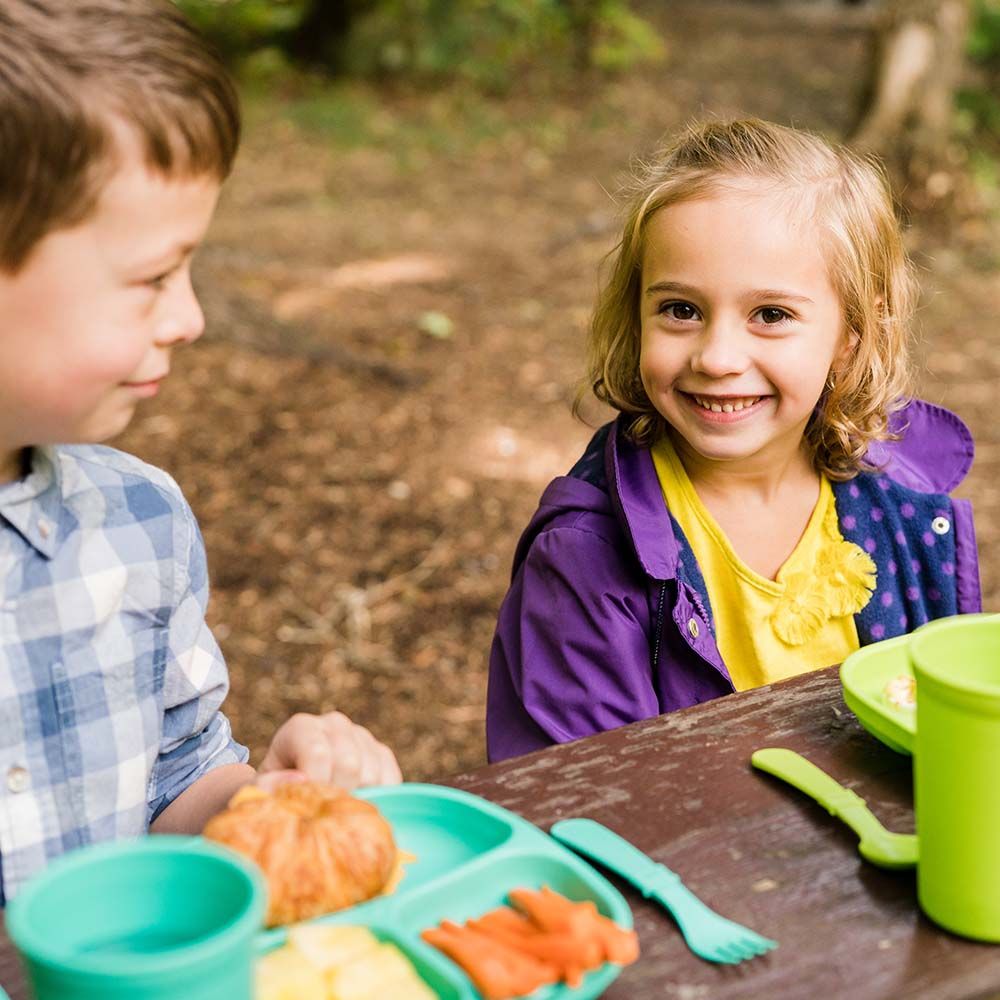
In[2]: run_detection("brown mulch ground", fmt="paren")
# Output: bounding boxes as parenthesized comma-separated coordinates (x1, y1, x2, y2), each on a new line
(116, 2, 1000, 781)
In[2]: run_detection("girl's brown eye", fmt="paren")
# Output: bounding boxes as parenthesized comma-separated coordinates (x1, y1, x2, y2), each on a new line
(666, 302, 696, 321)
(760, 307, 788, 324)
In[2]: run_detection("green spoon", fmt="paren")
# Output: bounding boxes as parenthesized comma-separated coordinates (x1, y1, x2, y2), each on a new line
(751, 747, 917, 869)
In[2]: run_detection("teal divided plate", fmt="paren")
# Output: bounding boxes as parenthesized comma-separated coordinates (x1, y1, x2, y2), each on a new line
(255, 783, 633, 1000)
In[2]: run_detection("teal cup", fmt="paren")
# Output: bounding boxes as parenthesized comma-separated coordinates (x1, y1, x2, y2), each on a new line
(6, 836, 266, 1000)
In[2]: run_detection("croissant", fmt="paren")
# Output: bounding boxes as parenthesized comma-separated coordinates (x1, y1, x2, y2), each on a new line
(203, 782, 398, 927)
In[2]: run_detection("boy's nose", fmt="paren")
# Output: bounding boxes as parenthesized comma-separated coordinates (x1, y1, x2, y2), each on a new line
(155, 276, 205, 347)
(690, 324, 750, 378)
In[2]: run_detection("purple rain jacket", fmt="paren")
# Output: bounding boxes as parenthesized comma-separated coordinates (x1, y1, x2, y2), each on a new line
(487, 400, 981, 762)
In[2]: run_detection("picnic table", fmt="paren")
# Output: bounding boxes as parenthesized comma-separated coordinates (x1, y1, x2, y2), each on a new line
(2, 665, 999, 999)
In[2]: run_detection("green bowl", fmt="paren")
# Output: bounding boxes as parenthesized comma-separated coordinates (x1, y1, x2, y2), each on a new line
(7, 836, 265, 1000)
(839, 615, 1000, 755)
(840, 634, 915, 754)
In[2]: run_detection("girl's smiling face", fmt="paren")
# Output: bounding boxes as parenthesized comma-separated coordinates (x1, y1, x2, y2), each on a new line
(639, 185, 852, 475)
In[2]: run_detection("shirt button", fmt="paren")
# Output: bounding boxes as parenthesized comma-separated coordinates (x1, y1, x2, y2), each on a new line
(687, 618, 700, 639)
(931, 516, 950, 536)
(6, 765, 29, 793)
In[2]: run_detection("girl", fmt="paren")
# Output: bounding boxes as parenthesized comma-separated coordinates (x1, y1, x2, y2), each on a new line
(487, 118, 981, 762)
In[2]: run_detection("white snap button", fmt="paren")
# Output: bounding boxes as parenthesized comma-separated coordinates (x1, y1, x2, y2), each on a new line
(687, 618, 700, 639)
(6, 765, 29, 793)
(931, 517, 950, 536)
(37, 518, 51, 538)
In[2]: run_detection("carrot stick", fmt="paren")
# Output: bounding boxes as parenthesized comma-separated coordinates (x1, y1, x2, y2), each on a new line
(422, 921, 558, 1000)
(423, 887, 638, 999)
(422, 925, 510, 1000)
(510, 886, 639, 966)
(470, 907, 533, 935)
(468, 905, 604, 985)
(450, 922, 560, 989)
(508, 886, 596, 938)
(468, 913, 603, 970)
(585, 912, 640, 965)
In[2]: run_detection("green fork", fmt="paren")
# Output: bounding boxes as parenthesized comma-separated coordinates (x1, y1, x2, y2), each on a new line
(550, 818, 778, 965)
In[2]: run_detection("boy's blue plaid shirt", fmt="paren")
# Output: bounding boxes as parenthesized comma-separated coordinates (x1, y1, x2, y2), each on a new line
(0, 445, 248, 901)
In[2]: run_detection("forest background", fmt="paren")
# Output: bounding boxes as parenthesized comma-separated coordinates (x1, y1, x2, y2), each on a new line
(139, 0, 1000, 778)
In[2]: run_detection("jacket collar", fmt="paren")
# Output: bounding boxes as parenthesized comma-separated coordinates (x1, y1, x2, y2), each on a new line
(866, 399, 974, 493)
(606, 416, 680, 581)
(603, 399, 973, 584)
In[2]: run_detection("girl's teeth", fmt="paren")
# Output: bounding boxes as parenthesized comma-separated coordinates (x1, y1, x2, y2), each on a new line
(692, 395, 759, 412)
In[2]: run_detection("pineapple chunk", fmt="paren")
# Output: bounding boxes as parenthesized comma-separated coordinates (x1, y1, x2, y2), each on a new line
(288, 924, 380, 972)
(350, 971, 438, 1000)
(327, 942, 432, 1000)
(259, 927, 436, 1000)
(256, 945, 326, 1000)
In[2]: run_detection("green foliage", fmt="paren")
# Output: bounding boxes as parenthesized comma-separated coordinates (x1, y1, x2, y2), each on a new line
(954, 0, 1000, 201)
(175, 0, 663, 88)
(590, 2, 664, 73)
(967, 0, 1000, 64)
(355, 0, 663, 88)
(957, 88, 1000, 137)
(343, 0, 569, 89)
(174, 0, 305, 55)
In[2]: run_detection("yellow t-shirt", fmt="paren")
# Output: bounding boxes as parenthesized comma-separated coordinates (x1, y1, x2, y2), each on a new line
(651, 437, 876, 691)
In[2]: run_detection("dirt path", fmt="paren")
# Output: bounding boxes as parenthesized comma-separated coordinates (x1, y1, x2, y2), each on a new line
(118, 2, 1000, 779)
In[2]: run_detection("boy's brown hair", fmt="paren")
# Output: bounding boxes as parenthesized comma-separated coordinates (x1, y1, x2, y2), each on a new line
(0, 0, 240, 272)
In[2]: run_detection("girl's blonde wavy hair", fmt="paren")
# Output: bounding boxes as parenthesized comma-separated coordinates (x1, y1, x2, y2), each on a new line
(578, 118, 918, 480)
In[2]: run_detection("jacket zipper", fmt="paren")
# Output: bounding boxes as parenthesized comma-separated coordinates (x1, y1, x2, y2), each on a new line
(651, 580, 667, 669)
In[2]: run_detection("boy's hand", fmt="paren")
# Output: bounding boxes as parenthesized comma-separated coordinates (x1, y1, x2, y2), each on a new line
(256, 711, 402, 792)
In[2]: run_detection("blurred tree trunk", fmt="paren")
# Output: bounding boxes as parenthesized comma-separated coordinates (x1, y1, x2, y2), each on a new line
(852, 0, 972, 178)
(287, 0, 377, 69)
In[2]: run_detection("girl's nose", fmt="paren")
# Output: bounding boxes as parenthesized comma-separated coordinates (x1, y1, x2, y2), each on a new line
(690, 323, 750, 378)
(155, 273, 205, 348)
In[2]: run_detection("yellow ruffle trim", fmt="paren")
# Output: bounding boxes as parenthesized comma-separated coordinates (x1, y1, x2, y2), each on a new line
(770, 505, 877, 647)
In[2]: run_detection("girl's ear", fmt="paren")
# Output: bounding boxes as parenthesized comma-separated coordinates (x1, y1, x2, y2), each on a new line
(836, 291, 882, 364)
(834, 325, 860, 367)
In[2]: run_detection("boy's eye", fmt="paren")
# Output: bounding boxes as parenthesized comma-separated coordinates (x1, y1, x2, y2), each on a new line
(756, 306, 790, 325)
(660, 301, 699, 321)
(146, 271, 172, 290)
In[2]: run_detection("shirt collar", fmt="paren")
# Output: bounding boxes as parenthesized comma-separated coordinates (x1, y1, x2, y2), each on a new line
(0, 446, 63, 558)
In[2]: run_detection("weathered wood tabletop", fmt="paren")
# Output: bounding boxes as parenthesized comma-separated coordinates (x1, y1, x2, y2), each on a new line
(2, 665, 1000, 999)
(442, 666, 1000, 1000)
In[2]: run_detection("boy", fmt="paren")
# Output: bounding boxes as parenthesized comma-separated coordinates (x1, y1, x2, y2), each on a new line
(0, 0, 400, 902)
